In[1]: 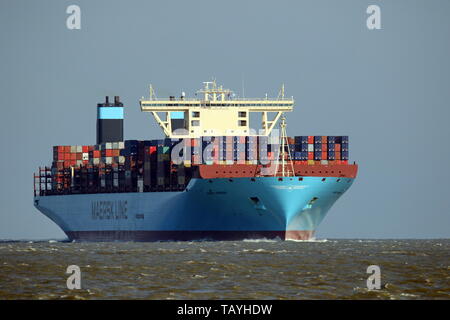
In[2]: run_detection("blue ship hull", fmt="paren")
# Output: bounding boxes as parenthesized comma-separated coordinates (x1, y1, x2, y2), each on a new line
(34, 176, 355, 241)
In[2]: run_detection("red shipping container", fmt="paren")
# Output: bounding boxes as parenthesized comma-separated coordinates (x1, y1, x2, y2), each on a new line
(56, 146, 64, 153)
(113, 149, 120, 157)
(82, 146, 89, 153)
(335, 151, 341, 160)
(82, 160, 89, 165)
(321, 151, 327, 159)
(70, 153, 76, 160)
(321, 136, 327, 144)
(88, 145, 94, 152)
(76, 153, 82, 160)
(308, 136, 314, 144)
(64, 146, 71, 152)
(92, 150, 100, 158)
(149, 146, 157, 154)
(64, 160, 75, 167)
(335, 144, 341, 152)
(105, 149, 114, 157)
(308, 152, 314, 160)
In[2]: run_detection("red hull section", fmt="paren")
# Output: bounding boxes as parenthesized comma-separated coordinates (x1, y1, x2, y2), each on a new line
(66, 230, 315, 242)
(198, 163, 358, 179)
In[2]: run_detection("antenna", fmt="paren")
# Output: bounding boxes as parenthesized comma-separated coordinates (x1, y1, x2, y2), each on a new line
(241, 74, 245, 98)
(277, 83, 285, 99)
(149, 84, 157, 100)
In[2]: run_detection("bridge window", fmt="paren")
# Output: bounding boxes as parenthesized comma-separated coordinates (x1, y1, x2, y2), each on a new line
(191, 120, 200, 126)
(192, 111, 200, 118)
(238, 120, 247, 126)
(238, 111, 247, 117)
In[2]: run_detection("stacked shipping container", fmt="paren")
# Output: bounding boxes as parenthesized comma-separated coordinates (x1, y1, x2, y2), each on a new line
(292, 136, 349, 165)
(43, 135, 349, 195)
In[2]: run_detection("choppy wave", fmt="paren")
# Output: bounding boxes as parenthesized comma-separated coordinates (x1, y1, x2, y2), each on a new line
(0, 239, 449, 299)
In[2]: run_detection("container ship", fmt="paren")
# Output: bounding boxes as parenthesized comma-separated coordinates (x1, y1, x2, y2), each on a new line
(33, 81, 358, 241)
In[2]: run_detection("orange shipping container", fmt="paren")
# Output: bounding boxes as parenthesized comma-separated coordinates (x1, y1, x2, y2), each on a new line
(335, 144, 341, 151)
(321, 136, 327, 144)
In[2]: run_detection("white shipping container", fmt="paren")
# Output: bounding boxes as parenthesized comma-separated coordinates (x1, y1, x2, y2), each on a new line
(76, 145, 82, 153)
(112, 142, 118, 149)
(118, 141, 124, 149)
(308, 144, 314, 152)
(70, 145, 76, 153)
(93, 158, 100, 165)
(118, 156, 125, 164)
(82, 153, 89, 161)
(105, 157, 112, 164)
(105, 142, 113, 149)
(321, 160, 329, 165)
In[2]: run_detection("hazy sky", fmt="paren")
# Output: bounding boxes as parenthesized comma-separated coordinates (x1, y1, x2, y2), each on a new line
(1, 0, 449, 239)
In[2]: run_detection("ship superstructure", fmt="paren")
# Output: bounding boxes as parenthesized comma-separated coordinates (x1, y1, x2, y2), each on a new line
(140, 80, 293, 138)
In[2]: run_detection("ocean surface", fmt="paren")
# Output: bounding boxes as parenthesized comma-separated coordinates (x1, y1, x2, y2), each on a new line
(0, 239, 448, 300)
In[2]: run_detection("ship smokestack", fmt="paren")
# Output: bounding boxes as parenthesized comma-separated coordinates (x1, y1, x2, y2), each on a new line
(96, 95, 124, 144)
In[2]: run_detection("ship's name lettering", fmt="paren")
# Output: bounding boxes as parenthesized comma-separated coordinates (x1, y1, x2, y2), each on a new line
(91, 200, 128, 220)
